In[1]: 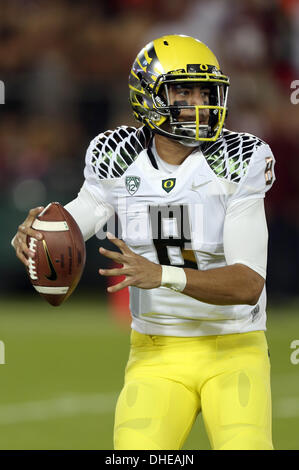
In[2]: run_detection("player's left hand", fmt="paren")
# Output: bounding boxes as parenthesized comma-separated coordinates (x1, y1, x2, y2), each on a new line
(99, 232, 162, 293)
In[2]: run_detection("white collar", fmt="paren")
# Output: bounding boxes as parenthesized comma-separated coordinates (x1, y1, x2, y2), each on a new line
(151, 138, 180, 174)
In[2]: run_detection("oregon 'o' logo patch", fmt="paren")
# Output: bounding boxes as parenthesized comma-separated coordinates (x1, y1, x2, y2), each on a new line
(162, 178, 176, 193)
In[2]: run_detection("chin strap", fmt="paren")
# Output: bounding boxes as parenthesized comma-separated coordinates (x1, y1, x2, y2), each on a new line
(177, 138, 201, 148)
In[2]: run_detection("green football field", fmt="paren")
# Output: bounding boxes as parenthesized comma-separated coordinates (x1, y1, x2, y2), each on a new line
(0, 293, 298, 450)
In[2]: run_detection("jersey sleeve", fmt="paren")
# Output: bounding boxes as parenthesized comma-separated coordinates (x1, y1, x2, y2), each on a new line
(64, 182, 114, 242)
(65, 134, 116, 241)
(224, 141, 276, 278)
(229, 142, 276, 203)
(83, 134, 114, 205)
(224, 198, 268, 278)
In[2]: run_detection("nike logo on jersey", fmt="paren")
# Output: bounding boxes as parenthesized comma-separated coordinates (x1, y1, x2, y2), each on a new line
(43, 240, 58, 281)
(191, 180, 212, 191)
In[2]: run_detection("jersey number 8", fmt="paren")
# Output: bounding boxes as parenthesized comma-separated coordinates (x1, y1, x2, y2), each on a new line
(148, 205, 198, 269)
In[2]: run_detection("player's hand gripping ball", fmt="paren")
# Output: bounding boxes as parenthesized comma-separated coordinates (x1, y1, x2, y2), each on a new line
(26, 203, 86, 306)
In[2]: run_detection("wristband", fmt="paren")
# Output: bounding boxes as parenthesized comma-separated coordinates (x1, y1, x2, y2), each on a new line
(161, 265, 187, 292)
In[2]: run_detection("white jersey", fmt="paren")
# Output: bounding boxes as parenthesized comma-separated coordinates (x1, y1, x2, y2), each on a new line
(71, 126, 276, 337)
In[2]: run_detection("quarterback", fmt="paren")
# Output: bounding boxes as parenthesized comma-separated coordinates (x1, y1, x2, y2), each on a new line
(13, 35, 275, 450)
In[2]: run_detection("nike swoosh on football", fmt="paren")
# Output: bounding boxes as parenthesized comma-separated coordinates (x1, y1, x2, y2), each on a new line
(42, 240, 58, 281)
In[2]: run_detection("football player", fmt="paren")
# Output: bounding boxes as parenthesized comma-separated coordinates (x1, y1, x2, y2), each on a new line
(13, 35, 275, 450)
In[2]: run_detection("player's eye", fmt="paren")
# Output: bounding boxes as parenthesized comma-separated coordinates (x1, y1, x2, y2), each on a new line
(200, 90, 210, 98)
(177, 89, 190, 97)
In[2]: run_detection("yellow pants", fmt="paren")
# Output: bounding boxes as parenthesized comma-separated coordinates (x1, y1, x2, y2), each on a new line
(114, 329, 273, 450)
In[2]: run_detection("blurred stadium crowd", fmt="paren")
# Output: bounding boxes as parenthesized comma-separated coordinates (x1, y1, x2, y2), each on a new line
(1, 0, 299, 299)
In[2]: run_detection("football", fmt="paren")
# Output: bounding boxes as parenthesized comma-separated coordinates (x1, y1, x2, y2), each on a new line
(26, 202, 86, 306)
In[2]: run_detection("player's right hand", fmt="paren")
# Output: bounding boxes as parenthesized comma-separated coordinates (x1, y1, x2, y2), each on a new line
(13, 207, 45, 267)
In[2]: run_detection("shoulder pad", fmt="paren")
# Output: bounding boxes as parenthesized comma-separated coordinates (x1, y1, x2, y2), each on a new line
(202, 129, 265, 183)
(90, 126, 151, 179)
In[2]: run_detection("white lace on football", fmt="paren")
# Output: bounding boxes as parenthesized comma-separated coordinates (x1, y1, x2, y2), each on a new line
(28, 237, 38, 280)
(90, 126, 150, 179)
(202, 129, 265, 182)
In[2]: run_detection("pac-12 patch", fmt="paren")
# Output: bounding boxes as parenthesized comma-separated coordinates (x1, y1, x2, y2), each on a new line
(125, 176, 141, 195)
(162, 178, 176, 193)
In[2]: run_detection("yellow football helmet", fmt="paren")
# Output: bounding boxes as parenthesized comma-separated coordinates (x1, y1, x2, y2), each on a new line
(129, 34, 229, 146)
